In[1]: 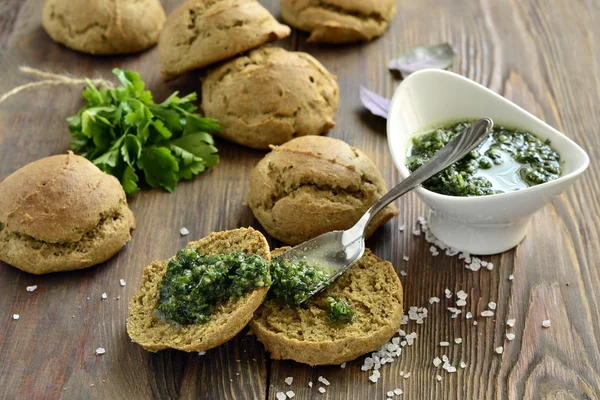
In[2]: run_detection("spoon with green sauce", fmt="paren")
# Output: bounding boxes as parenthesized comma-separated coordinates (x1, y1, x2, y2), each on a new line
(274, 118, 495, 304)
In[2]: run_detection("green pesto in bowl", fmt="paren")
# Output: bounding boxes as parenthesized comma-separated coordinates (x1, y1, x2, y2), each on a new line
(406, 121, 562, 196)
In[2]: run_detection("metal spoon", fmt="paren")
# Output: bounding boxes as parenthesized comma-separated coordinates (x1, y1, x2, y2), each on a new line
(273, 118, 494, 304)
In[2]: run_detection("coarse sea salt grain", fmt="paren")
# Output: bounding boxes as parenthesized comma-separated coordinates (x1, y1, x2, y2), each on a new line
(429, 297, 440, 304)
(394, 388, 403, 395)
(284, 377, 293, 386)
(400, 270, 408, 277)
(399, 224, 405, 232)
(465, 312, 473, 319)
(119, 279, 126, 287)
(439, 341, 450, 347)
(308, 382, 313, 388)
(481, 310, 494, 317)
(456, 299, 467, 307)
(12, 314, 19, 320)
(488, 302, 497, 310)
(455, 338, 463, 344)
(180, 227, 190, 236)
(340, 363, 346, 368)
(460, 361, 467, 368)
(95, 347, 106, 355)
(198, 351, 206, 356)
(404, 372, 411, 379)
(101, 293, 107, 300)
(507, 319, 516, 327)
(445, 288, 452, 298)
(276, 392, 286, 400)
(26, 285, 37, 292)
(509, 274, 514, 280)
(387, 391, 394, 397)
(506, 333, 516, 341)
(286, 390, 295, 398)
(433, 357, 441, 367)
(495, 346, 504, 354)
(456, 290, 468, 299)
(403, 255, 409, 261)
(368, 370, 381, 383)
(318, 376, 330, 386)
(542, 320, 551, 328)
(318, 387, 326, 394)
(436, 375, 442, 382)
(446, 366, 457, 373)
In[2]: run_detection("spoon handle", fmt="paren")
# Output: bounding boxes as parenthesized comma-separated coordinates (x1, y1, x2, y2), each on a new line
(348, 118, 494, 241)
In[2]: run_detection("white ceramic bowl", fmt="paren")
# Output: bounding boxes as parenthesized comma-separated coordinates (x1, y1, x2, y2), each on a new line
(387, 69, 589, 255)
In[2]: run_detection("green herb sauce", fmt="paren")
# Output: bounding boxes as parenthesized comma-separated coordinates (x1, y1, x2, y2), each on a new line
(156, 249, 270, 325)
(406, 121, 562, 196)
(327, 297, 354, 323)
(268, 258, 331, 305)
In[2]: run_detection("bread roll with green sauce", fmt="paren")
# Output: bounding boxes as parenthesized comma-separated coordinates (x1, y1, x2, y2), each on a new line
(0, 152, 135, 274)
(127, 228, 271, 352)
(250, 247, 404, 366)
(248, 135, 398, 245)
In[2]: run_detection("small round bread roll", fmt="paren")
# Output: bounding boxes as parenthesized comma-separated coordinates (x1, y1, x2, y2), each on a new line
(159, 0, 291, 80)
(202, 47, 339, 149)
(281, 0, 396, 44)
(0, 152, 135, 274)
(247, 136, 398, 245)
(42, 0, 166, 55)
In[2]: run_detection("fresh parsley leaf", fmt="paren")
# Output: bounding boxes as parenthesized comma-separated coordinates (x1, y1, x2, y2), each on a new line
(68, 68, 220, 194)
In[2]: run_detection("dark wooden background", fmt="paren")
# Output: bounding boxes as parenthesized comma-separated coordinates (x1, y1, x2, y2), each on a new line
(1, 0, 599, 399)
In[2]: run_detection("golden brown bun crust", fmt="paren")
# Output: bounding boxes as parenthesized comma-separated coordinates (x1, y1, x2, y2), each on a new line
(42, 0, 166, 55)
(0, 152, 135, 274)
(202, 47, 339, 149)
(159, 0, 291, 80)
(250, 248, 404, 365)
(247, 136, 398, 245)
(126, 227, 271, 352)
(281, 0, 396, 43)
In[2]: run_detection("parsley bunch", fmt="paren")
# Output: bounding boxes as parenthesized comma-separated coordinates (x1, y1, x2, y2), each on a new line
(68, 68, 220, 194)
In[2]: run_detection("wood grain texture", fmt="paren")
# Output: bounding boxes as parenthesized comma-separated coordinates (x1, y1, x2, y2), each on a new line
(0, 0, 599, 399)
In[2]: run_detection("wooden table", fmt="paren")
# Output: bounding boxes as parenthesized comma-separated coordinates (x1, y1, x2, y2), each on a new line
(1, 0, 599, 399)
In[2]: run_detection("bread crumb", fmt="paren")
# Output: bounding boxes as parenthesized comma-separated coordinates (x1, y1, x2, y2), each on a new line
(507, 319, 516, 327)
(180, 227, 190, 236)
(284, 377, 293, 385)
(119, 279, 126, 287)
(495, 346, 503, 354)
(286, 390, 295, 399)
(101, 293, 107, 300)
(276, 392, 286, 400)
(506, 333, 516, 341)
(318, 387, 326, 393)
(12, 314, 19, 320)
(542, 320, 551, 328)
(95, 347, 106, 355)
(26, 285, 37, 292)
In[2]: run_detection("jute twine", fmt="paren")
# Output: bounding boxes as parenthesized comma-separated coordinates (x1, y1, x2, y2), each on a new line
(0, 66, 114, 105)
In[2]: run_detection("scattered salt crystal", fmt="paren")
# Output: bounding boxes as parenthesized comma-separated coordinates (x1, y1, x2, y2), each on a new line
(308, 382, 313, 388)
(460, 361, 467, 368)
(439, 341, 450, 347)
(542, 320, 551, 328)
(445, 288, 452, 298)
(413, 228, 421, 236)
(465, 312, 473, 319)
(401, 315, 408, 325)
(481, 261, 488, 267)
(403, 255, 409, 261)
(508, 274, 514, 280)
(487, 262, 494, 270)
(488, 302, 497, 310)
(506, 333, 516, 341)
(436, 375, 442, 382)
(101, 293, 107, 300)
(26, 285, 37, 292)
(318, 387, 326, 394)
(404, 372, 411, 378)
(12, 314, 19, 320)
(119, 279, 126, 287)
(276, 392, 286, 400)
(433, 357, 441, 367)
(284, 377, 293, 386)
(507, 319, 516, 327)
(198, 351, 206, 355)
(286, 390, 295, 398)
(400, 270, 407, 277)
(446, 366, 457, 373)
(95, 347, 106, 355)
(340, 362, 346, 368)
(387, 391, 394, 397)
(495, 346, 504, 354)
(473, 321, 478, 325)
(481, 310, 494, 317)
(180, 227, 189, 236)
(368, 370, 380, 383)
(318, 376, 330, 386)
(456, 290, 468, 299)
(398, 330, 406, 337)
(394, 388, 403, 395)
(442, 355, 449, 362)
(399, 371, 404, 376)
(456, 299, 467, 307)
(429, 297, 440, 304)
(399, 224, 405, 231)
(454, 338, 463, 344)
